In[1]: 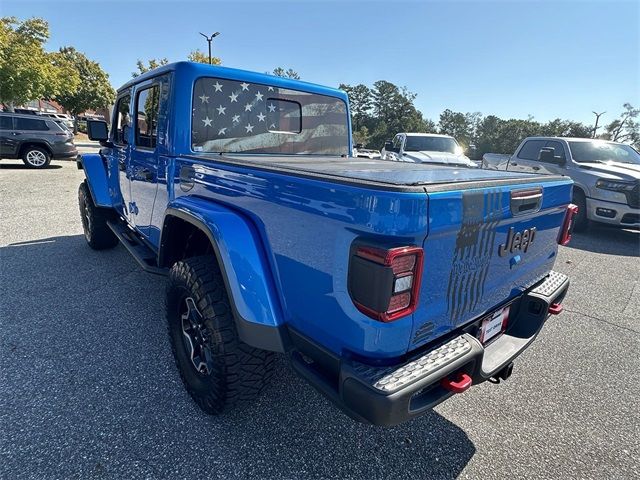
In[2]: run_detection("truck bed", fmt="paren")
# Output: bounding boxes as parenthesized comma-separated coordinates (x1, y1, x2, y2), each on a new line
(185, 154, 564, 191)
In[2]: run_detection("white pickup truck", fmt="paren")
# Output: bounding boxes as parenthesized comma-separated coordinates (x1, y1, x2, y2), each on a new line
(483, 136, 640, 230)
(381, 133, 477, 167)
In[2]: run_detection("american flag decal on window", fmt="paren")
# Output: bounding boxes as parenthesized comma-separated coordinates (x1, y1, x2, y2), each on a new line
(192, 77, 349, 155)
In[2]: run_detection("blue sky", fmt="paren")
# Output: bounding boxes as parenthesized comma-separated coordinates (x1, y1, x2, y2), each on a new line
(4, 0, 639, 125)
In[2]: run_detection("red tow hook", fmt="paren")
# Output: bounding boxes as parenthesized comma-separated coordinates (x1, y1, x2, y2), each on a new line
(548, 303, 563, 315)
(441, 373, 473, 394)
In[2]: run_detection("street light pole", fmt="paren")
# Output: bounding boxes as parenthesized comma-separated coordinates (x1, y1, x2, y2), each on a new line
(199, 32, 220, 65)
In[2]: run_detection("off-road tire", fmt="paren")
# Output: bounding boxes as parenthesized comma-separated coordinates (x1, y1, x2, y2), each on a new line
(166, 255, 275, 414)
(572, 188, 589, 232)
(78, 181, 119, 250)
(22, 146, 51, 168)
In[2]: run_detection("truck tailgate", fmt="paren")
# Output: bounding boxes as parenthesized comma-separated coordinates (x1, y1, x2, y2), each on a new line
(410, 178, 572, 349)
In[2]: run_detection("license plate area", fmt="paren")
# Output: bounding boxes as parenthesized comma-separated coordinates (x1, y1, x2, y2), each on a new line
(478, 305, 510, 344)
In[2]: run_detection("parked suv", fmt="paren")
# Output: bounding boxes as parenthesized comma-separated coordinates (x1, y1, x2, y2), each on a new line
(42, 113, 75, 131)
(482, 137, 640, 230)
(0, 112, 77, 168)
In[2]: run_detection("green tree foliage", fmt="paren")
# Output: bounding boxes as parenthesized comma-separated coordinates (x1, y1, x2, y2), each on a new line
(187, 49, 221, 65)
(337, 79, 634, 153)
(54, 47, 115, 130)
(272, 67, 300, 79)
(0, 17, 77, 110)
(132, 58, 169, 78)
(368, 81, 430, 148)
(339, 83, 372, 131)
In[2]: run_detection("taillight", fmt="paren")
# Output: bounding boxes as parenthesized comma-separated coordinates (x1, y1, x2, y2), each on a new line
(348, 245, 424, 322)
(558, 203, 578, 246)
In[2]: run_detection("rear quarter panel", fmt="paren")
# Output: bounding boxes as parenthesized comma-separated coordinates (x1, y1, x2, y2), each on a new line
(171, 157, 429, 358)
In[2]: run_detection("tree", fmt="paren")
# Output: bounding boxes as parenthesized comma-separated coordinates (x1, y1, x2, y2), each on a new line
(272, 67, 300, 79)
(438, 110, 472, 146)
(132, 58, 169, 78)
(540, 118, 591, 138)
(0, 17, 73, 110)
(604, 103, 640, 143)
(339, 83, 372, 131)
(352, 125, 370, 146)
(54, 47, 115, 132)
(187, 49, 221, 65)
(368, 80, 428, 148)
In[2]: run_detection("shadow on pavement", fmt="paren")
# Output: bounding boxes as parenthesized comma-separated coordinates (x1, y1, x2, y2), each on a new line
(1, 235, 476, 479)
(566, 223, 639, 257)
(0, 162, 63, 169)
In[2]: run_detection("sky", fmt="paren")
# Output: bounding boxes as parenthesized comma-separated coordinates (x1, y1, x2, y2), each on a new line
(3, 0, 639, 126)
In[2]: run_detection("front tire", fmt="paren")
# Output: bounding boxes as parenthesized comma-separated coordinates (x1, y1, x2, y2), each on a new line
(78, 181, 118, 250)
(22, 146, 51, 168)
(166, 255, 274, 414)
(572, 189, 589, 232)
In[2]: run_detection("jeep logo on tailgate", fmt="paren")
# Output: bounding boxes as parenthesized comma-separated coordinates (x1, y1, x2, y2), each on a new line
(498, 227, 536, 256)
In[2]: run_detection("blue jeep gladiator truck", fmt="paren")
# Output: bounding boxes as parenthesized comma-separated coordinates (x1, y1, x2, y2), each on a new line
(78, 62, 576, 426)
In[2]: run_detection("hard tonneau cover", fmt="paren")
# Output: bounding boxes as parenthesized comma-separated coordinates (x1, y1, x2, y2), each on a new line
(185, 154, 566, 191)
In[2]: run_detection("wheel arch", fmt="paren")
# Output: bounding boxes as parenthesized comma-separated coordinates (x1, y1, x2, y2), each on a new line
(159, 202, 287, 352)
(19, 142, 52, 157)
(79, 153, 113, 208)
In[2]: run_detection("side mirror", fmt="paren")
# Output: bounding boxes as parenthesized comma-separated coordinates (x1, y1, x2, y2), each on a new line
(87, 120, 109, 142)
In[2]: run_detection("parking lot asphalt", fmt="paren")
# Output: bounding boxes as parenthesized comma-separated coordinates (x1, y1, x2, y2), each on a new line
(1, 160, 639, 480)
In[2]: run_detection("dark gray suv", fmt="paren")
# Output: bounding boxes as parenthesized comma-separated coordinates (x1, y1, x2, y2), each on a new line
(0, 112, 78, 168)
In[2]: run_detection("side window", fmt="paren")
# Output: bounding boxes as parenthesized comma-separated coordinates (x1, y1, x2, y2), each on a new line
(545, 140, 566, 160)
(392, 135, 403, 151)
(135, 85, 160, 149)
(517, 140, 546, 160)
(113, 94, 131, 145)
(15, 117, 49, 131)
(0, 116, 13, 130)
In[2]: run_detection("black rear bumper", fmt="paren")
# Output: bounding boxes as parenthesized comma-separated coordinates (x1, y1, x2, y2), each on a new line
(290, 271, 569, 426)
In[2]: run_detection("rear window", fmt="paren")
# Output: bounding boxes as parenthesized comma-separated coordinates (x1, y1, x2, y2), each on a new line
(15, 117, 49, 131)
(191, 77, 348, 155)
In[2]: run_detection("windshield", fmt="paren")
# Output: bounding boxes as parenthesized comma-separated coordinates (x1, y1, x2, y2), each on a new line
(568, 141, 640, 165)
(192, 77, 349, 155)
(404, 136, 459, 153)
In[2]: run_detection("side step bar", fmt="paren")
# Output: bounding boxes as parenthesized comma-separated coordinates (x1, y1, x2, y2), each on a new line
(107, 220, 168, 276)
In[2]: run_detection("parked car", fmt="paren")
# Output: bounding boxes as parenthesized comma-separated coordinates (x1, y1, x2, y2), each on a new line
(42, 113, 75, 130)
(78, 62, 574, 426)
(353, 143, 381, 159)
(381, 133, 477, 167)
(0, 112, 77, 168)
(482, 137, 640, 230)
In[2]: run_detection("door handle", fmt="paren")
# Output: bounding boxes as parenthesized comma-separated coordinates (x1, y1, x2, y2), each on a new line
(11, 132, 21, 136)
(511, 162, 518, 166)
(532, 166, 540, 171)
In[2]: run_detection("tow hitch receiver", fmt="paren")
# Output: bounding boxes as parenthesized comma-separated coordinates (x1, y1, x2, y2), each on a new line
(548, 302, 563, 315)
(441, 372, 473, 393)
